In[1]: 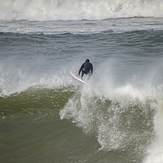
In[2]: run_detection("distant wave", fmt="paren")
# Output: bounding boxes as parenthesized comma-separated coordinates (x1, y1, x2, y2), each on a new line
(0, 0, 163, 21)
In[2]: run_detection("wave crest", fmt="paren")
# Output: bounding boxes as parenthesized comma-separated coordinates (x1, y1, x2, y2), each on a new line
(60, 85, 163, 161)
(0, 0, 163, 21)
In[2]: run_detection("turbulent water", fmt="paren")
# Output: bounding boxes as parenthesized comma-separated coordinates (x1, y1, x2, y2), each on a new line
(1, 0, 163, 163)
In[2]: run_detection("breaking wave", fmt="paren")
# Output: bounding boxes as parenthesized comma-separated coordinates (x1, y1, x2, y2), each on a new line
(0, 0, 163, 21)
(60, 84, 163, 162)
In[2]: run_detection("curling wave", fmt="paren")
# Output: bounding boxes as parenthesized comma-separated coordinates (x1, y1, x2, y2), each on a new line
(60, 84, 163, 162)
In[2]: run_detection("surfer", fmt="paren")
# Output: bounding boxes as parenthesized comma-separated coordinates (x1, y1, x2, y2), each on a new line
(77, 59, 93, 78)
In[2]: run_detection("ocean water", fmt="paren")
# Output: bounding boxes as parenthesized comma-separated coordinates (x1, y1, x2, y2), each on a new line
(1, 0, 163, 163)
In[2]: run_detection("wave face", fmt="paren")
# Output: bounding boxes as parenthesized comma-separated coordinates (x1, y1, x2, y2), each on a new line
(60, 84, 163, 161)
(1, 82, 163, 162)
(0, 0, 163, 21)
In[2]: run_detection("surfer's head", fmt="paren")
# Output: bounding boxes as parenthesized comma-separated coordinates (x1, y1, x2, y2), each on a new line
(85, 59, 90, 62)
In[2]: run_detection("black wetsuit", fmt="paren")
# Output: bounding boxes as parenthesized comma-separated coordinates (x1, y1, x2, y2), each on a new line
(78, 60, 93, 77)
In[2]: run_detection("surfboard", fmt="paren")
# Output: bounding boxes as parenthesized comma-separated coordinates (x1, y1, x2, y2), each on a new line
(70, 72, 86, 84)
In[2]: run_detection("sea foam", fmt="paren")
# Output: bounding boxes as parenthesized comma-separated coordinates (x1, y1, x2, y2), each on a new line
(0, 0, 163, 21)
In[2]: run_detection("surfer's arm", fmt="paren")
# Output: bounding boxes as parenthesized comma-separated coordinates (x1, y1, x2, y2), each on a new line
(78, 63, 84, 75)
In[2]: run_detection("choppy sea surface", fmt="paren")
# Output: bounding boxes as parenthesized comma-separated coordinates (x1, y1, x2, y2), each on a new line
(1, 0, 163, 163)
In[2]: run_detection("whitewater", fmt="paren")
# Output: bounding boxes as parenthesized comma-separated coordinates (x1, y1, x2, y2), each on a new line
(0, 0, 163, 21)
(1, 0, 163, 163)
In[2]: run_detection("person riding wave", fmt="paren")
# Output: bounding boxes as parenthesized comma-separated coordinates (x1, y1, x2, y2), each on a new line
(77, 59, 93, 78)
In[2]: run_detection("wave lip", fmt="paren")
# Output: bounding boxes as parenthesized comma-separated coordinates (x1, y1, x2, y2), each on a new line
(0, 0, 163, 21)
(60, 84, 161, 162)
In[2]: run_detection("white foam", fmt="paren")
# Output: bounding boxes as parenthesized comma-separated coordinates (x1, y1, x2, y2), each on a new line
(0, 0, 163, 21)
(143, 88, 163, 163)
(59, 69, 163, 162)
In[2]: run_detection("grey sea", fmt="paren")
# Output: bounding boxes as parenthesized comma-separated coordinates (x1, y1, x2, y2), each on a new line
(1, 0, 163, 163)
